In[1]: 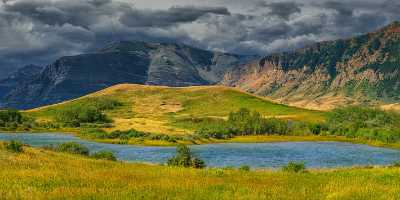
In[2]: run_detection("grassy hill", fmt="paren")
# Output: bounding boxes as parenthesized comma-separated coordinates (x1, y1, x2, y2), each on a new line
(0, 145, 399, 199)
(27, 84, 325, 135)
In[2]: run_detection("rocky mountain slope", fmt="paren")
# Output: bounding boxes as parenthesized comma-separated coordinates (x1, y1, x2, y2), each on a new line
(1, 41, 253, 109)
(0, 65, 43, 100)
(222, 21, 400, 110)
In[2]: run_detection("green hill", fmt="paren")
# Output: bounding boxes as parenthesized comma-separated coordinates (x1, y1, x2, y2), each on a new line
(27, 84, 324, 136)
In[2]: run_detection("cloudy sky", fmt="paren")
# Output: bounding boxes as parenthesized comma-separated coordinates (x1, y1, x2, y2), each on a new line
(0, 0, 399, 78)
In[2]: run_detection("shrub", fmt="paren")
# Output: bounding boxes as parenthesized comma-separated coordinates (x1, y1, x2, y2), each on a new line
(91, 150, 117, 161)
(239, 165, 250, 171)
(167, 145, 206, 169)
(191, 157, 206, 169)
(282, 162, 306, 173)
(57, 142, 89, 156)
(5, 140, 24, 153)
(391, 161, 400, 168)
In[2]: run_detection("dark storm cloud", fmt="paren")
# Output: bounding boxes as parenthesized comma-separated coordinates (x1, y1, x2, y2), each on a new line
(2, 0, 124, 28)
(120, 6, 230, 27)
(0, 0, 399, 78)
(258, 1, 302, 20)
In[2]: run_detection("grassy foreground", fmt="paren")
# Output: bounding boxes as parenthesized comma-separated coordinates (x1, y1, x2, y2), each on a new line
(1, 146, 400, 200)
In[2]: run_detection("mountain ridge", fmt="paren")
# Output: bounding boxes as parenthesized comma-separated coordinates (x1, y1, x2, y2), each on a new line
(221, 21, 400, 110)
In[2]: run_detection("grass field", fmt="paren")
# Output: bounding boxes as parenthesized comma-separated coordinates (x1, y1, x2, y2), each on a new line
(27, 84, 325, 135)
(0, 145, 399, 200)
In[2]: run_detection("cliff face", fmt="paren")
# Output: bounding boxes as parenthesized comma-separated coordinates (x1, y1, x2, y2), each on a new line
(1, 41, 253, 109)
(222, 22, 400, 110)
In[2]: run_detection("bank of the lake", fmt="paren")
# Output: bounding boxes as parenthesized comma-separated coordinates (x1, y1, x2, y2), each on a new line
(0, 145, 399, 200)
(2, 130, 400, 150)
(1, 133, 400, 168)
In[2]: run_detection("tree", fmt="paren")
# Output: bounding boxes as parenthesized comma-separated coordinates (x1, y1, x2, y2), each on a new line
(167, 145, 206, 169)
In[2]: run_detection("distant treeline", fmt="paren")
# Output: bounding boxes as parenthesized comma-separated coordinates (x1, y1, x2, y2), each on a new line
(194, 107, 400, 144)
(0, 109, 35, 130)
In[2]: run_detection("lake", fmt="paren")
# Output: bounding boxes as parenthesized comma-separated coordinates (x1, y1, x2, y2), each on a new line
(1, 133, 399, 168)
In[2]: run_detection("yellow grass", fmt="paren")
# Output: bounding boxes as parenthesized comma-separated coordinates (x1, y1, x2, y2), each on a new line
(0, 145, 399, 200)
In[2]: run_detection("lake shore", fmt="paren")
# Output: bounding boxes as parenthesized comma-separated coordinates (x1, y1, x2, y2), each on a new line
(2, 129, 400, 149)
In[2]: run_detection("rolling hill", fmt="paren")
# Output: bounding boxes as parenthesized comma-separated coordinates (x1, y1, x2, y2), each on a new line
(222, 21, 400, 110)
(27, 84, 324, 135)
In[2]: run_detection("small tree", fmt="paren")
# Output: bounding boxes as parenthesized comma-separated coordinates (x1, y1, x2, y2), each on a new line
(167, 145, 206, 169)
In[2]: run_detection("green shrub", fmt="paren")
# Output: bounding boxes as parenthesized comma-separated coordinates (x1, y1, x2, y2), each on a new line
(239, 165, 250, 171)
(91, 150, 117, 161)
(167, 145, 206, 169)
(5, 140, 24, 153)
(391, 161, 400, 168)
(191, 158, 206, 169)
(57, 142, 89, 156)
(282, 162, 306, 173)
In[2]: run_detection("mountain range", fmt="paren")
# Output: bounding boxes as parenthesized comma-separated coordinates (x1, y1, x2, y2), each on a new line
(1, 21, 399, 110)
(222, 21, 400, 110)
(0, 41, 254, 109)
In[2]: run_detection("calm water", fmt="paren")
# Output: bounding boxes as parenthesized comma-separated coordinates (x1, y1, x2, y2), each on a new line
(1, 133, 400, 168)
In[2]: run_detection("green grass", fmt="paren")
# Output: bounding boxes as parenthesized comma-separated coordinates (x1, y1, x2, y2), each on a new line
(26, 84, 325, 135)
(0, 144, 399, 199)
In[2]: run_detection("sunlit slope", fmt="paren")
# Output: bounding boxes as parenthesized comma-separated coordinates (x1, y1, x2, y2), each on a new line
(28, 84, 325, 134)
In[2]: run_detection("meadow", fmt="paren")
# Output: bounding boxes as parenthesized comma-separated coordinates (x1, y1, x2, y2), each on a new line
(25, 84, 325, 134)
(0, 144, 399, 200)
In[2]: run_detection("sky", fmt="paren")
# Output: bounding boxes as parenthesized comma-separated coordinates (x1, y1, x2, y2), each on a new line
(0, 0, 399, 78)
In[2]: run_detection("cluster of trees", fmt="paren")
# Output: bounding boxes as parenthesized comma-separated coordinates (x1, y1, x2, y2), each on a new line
(0, 109, 34, 130)
(55, 98, 122, 127)
(194, 107, 400, 144)
(325, 106, 400, 143)
(195, 108, 293, 139)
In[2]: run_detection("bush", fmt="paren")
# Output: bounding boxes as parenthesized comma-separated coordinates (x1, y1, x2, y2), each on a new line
(91, 150, 117, 161)
(282, 162, 306, 173)
(5, 140, 24, 153)
(191, 157, 206, 169)
(167, 145, 206, 169)
(391, 161, 400, 168)
(57, 142, 89, 156)
(239, 165, 250, 171)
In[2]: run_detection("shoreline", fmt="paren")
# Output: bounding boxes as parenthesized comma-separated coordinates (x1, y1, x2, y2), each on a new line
(1, 131, 400, 150)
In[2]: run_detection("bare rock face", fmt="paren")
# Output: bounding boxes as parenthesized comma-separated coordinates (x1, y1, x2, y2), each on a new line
(1, 41, 252, 109)
(222, 22, 400, 109)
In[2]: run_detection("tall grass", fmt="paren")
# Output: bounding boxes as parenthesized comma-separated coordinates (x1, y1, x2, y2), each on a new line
(0, 146, 399, 199)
